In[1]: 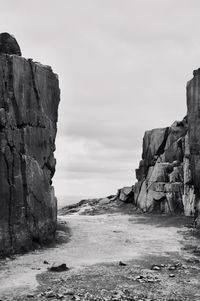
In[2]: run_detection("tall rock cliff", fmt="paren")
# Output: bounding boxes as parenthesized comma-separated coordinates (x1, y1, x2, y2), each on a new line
(187, 69, 200, 225)
(133, 118, 194, 215)
(0, 33, 60, 255)
(119, 69, 200, 222)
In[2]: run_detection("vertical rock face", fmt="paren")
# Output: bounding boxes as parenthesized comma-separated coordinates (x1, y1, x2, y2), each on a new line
(187, 69, 200, 223)
(133, 119, 193, 215)
(0, 33, 60, 255)
(117, 68, 200, 224)
(132, 69, 200, 219)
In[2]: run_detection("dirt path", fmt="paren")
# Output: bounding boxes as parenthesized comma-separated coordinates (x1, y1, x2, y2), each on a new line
(0, 212, 200, 300)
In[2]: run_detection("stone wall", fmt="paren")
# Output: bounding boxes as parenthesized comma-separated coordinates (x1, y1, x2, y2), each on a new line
(0, 33, 60, 255)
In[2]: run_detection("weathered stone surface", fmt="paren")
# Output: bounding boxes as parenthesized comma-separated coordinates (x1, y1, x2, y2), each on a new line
(187, 73, 200, 200)
(0, 34, 59, 255)
(117, 186, 134, 203)
(0, 32, 21, 56)
(132, 67, 200, 218)
(133, 115, 194, 215)
(142, 127, 169, 174)
(187, 70, 200, 225)
(169, 166, 184, 183)
(183, 186, 195, 216)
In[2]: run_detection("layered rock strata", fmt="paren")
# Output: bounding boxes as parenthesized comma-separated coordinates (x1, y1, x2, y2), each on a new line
(0, 33, 60, 255)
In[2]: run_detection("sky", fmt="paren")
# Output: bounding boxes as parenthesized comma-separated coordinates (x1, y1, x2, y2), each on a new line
(1, 0, 200, 205)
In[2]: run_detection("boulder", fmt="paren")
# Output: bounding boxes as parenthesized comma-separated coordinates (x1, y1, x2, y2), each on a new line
(99, 197, 111, 205)
(0, 32, 21, 56)
(48, 263, 69, 272)
(117, 186, 134, 203)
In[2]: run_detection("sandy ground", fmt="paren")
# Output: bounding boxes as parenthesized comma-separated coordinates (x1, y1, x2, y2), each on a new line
(0, 210, 200, 300)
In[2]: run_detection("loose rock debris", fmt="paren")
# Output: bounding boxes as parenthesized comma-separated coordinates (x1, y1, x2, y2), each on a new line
(151, 262, 186, 272)
(48, 263, 69, 272)
(129, 274, 161, 283)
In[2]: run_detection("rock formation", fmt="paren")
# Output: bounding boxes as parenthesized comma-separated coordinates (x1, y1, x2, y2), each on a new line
(0, 32, 21, 56)
(0, 33, 60, 255)
(133, 118, 194, 215)
(117, 186, 134, 203)
(187, 69, 200, 224)
(131, 70, 200, 220)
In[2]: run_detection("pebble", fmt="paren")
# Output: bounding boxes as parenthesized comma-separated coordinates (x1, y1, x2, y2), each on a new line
(133, 274, 160, 283)
(151, 265, 161, 270)
(45, 290, 55, 298)
(44, 260, 49, 264)
(168, 266, 176, 271)
(64, 289, 74, 295)
(169, 274, 175, 278)
(27, 293, 34, 298)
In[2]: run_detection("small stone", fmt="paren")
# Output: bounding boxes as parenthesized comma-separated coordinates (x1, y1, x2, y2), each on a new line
(147, 279, 154, 282)
(64, 289, 74, 295)
(151, 265, 161, 270)
(45, 290, 55, 298)
(44, 260, 49, 264)
(48, 263, 69, 272)
(169, 274, 175, 278)
(27, 293, 34, 298)
(168, 266, 176, 271)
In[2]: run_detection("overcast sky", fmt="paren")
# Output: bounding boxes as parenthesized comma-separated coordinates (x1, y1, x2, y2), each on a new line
(1, 0, 200, 204)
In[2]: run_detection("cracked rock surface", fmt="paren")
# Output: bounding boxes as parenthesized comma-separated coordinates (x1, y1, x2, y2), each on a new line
(132, 69, 200, 221)
(0, 33, 60, 255)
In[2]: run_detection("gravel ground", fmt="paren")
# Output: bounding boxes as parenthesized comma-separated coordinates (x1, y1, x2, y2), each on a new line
(0, 203, 200, 301)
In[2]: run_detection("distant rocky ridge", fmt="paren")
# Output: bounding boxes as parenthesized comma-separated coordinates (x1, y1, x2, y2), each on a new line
(0, 33, 60, 255)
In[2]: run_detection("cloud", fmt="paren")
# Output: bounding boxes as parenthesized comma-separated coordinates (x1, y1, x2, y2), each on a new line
(0, 0, 199, 201)
(54, 136, 141, 178)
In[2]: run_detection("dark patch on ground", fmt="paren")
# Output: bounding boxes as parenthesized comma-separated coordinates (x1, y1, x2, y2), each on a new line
(128, 214, 193, 229)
